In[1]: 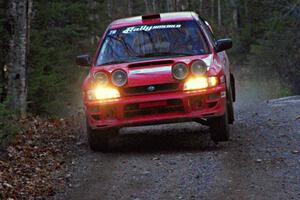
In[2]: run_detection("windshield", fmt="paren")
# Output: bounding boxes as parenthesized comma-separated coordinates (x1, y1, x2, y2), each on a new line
(96, 21, 210, 66)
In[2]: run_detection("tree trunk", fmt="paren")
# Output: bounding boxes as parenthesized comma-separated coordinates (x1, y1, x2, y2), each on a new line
(175, 0, 180, 11)
(187, 0, 192, 10)
(7, 0, 32, 117)
(26, 0, 32, 53)
(244, 0, 248, 19)
(0, 0, 8, 103)
(199, 0, 203, 13)
(166, 0, 173, 12)
(229, 0, 240, 29)
(144, 0, 150, 13)
(107, 0, 113, 20)
(128, 0, 133, 15)
(0, 65, 7, 103)
(211, 0, 215, 19)
(88, 0, 98, 45)
(218, 0, 222, 28)
(152, 0, 157, 13)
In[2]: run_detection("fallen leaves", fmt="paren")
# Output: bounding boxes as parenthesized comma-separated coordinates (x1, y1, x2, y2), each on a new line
(0, 115, 83, 199)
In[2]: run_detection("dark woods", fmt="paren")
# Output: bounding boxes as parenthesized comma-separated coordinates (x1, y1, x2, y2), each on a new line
(0, 0, 299, 141)
(0, 2, 299, 199)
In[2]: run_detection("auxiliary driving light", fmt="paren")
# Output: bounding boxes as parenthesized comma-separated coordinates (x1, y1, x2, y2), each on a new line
(87, 87, 120, 100)
(184, 76, 219, 91)
(112, 70, 127, 87)
(172, 63, 189, 80)
(191, 60, 207, 75)
(94, 72, 109, 85)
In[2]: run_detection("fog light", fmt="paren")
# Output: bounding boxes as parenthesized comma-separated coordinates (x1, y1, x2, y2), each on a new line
(88, 106, 100, 113)
(208, 93, 220, 100)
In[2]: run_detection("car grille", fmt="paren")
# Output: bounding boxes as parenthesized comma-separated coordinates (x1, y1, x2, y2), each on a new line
(123, 83, 179, 95)
(124, 99, 184, 119)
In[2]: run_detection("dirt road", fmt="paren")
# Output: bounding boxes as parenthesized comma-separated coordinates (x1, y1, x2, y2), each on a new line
(56, 80, 300, 200)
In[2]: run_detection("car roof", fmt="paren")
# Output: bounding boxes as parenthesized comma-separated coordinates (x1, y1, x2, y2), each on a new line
(109, 12, 200, 29)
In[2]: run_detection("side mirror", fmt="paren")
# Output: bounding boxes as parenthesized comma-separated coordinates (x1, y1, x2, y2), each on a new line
(215, 39, 233, 53)
(76, 54, 92, 66)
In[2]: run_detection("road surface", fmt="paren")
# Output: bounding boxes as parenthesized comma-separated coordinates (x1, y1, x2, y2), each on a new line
(56, 79, 300, 200)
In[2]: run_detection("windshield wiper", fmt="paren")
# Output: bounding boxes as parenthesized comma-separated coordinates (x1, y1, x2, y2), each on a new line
(136, 52, 194, 58)
(99, 60, 128, 66)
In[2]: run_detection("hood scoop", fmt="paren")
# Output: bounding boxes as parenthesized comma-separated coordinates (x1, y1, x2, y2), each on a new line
(128, 60, 174, 68)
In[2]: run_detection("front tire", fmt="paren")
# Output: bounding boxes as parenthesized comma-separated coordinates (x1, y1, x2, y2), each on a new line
(86, 120, 119, 152)
(227, 87, 235, 124)
(209, 107, 230, 143)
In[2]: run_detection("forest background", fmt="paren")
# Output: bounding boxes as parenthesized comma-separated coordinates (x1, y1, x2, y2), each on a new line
(0, 0, 299, 145)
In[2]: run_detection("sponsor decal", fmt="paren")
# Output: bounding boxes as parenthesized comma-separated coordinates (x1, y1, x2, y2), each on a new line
(123, 24, 182, 34)
(108, 30, 117, 35)
(221, 91, 226, 98)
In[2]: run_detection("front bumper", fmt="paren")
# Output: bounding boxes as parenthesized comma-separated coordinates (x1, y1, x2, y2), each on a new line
(85, 84, 226, 129)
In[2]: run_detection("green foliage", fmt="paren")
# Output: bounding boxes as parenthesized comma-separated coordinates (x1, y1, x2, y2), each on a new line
(28, 0, 93, 116)
(27, 0, 299, 117)
(246, 0, 300, 94)
(0, 100, 20, 147)
(1, 0, 299, 118)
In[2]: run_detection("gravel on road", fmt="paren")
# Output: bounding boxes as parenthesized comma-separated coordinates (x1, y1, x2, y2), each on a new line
(56, 93, 300, 200)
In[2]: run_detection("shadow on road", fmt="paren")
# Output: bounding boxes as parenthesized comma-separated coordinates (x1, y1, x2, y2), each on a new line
(100, 122, 225, 154)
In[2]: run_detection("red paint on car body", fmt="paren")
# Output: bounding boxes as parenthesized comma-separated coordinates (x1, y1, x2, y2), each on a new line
(82, 12, 233, 130)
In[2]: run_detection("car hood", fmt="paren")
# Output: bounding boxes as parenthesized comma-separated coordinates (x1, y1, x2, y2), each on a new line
(91, 54, 214, 87)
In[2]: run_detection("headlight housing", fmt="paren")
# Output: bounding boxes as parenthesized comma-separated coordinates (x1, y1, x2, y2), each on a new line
(191, 60, 207, 75)
(94, 72, 109, 85)
(184, 76, 219, 91)
(112, 70, 127, 87)
(208, 76, 218, 87)
(172, 63, 189, 80)
(87, 87, 120, 101)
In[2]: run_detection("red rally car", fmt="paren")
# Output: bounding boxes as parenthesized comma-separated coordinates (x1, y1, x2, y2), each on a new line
(76, 12, 236, 151)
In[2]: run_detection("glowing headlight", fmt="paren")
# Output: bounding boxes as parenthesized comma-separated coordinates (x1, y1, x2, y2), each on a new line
(191, 60, 207, 75)
(87, 87, 120, 100)
(94, 72, 109, 85)
(184, 77, 208, 90)
(172, 63, 189, 80)
(112, 70, 127, 87)
(184, 76, 219, 91)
